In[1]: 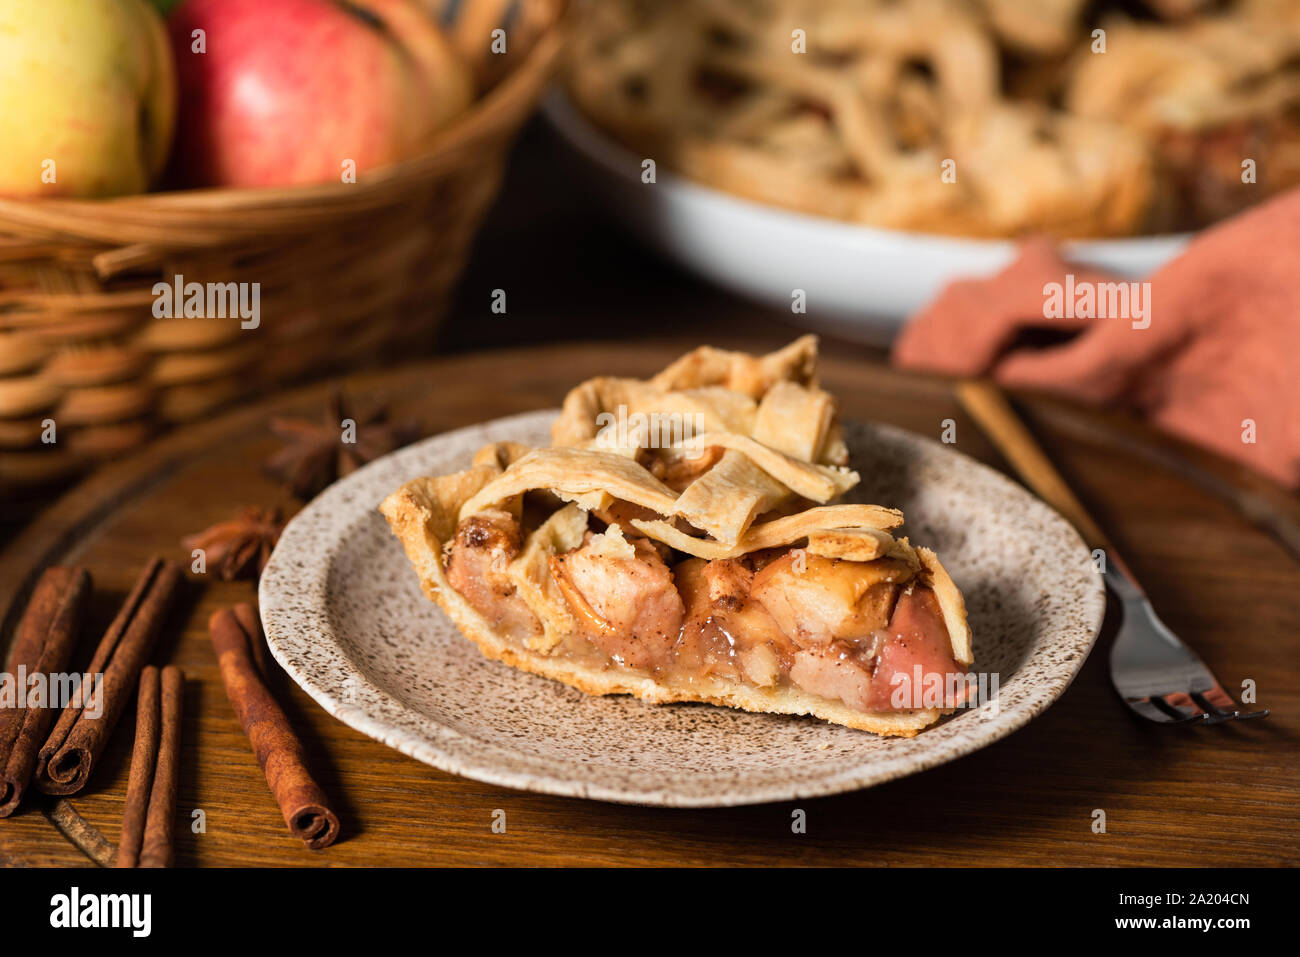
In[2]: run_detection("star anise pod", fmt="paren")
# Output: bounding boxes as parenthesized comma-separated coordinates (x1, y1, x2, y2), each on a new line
(264, 391, 420, 499)
(182, 506, 286, 581)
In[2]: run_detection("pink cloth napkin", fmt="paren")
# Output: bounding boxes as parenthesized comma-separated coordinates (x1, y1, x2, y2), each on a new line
(892, 189, 1300, 488)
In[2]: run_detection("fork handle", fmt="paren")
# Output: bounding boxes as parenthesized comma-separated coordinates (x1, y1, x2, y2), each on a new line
(955, 379, 1142, 593)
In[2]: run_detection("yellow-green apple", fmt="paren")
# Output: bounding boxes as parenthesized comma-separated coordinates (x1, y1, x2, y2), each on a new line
(0, 0, 176, 198)
(169, 0, 473, 188)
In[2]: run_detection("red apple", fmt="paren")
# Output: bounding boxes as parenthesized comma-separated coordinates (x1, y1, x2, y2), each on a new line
(168, 0, 472, 188)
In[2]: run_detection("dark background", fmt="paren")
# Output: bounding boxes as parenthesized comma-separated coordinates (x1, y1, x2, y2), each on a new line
(441, 120, 885, 355)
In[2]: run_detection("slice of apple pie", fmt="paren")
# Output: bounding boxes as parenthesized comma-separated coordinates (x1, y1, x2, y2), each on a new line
(381, 338, 972, 735)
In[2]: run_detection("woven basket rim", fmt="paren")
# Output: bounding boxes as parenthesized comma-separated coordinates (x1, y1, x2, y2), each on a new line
(0, 0, 568, 223)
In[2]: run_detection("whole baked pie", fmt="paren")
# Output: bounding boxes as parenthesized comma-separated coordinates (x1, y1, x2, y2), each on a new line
(382, 339, 972, 735)
(565, 0, 1300, 236)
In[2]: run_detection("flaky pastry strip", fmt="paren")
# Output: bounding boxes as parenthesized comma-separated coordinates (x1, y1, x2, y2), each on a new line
(751, 380, 836, 463)
(917, 546, 973, 666)
(552, 337, 820, 450)
(805, 526, 895, 562)
(671, 450, 790, 545)
(457, 448, 678, 522)
(552, 378, 757, 449)
(471, 441, 533, 471)
(507, 503, 589, 654)
(818, 420, 850, 467)
(552, 377, 656, 447)
(679, 431, 859, 503)
(649, 335, 819, 397)
(978, 0, 1085, 54)
(631, 503, 903, 560)
(591, 387, 760, 455)
(806, 527, 923, 570)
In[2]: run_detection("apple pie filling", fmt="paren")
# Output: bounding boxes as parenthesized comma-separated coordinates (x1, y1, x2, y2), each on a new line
(384, 338, 974, 734)
(446, 509, 967, 715)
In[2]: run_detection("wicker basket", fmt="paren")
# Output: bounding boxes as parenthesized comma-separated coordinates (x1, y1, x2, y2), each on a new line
(0, 0, 567, 488)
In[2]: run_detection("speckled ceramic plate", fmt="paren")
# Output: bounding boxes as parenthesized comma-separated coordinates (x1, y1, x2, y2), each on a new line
(259, 411, 1106, 807)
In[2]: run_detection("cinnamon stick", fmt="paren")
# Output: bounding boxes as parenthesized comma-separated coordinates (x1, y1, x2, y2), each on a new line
(116, 666, 161, 867)
(35, 558, 183, 796)
(235, 602, 275, 682)
(0, 567, 91, 817)
(210, 604, 339, 849)
(139, 665, 183, 868)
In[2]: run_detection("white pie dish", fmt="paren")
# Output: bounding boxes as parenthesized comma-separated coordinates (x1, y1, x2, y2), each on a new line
(542, 91, 1190, 345)
(259, 409, 1106, 807)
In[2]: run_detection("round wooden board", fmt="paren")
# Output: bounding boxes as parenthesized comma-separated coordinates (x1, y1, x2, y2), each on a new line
(1, 341, 1297, 867)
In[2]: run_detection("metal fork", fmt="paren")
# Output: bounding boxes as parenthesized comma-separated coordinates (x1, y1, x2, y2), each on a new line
(957, 380, 1270, 726)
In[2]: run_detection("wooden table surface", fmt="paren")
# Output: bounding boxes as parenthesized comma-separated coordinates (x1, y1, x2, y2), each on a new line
(1, 341, 1297, 867)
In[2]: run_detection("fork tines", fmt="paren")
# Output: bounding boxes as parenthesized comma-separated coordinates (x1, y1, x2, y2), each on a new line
(1135, 689, 1270, 725)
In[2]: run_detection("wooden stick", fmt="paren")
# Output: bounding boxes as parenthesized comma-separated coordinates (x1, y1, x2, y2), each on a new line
(46, 799, 116, 868)
(956, 379, 1149, 589)
(956, 380, 1112, 550)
